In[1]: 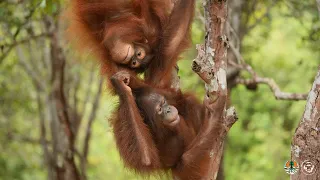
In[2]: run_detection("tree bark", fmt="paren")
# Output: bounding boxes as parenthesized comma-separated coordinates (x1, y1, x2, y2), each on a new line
(290, 68, 320, 180)
(47, 16, 81, 180)
(192, 1, 238, 179)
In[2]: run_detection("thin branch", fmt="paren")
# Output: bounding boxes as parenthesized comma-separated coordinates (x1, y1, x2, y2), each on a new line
(81, 63, 95, 118)
(228, 43, 247, 67)
(16, 45, 46, 91)
(1, 33, 51, 48)
(6, 133, 50, 145)
(72, 69, 81, 117)
(236, 77, 308, 100)
(226, 21, 240, 52)
(81, 77, 103, 180)
(12, 1, 42, 39)
(0, 46, 14, 64)
(36, 90, 56, 180)
(0, 2, 43, 65)
(0, 33, 51, 64)
(27, 42, 42, 75)
(74, 148, 84, 160)
(229, 42, 308, 100)
(38, 36, 50, 70)
(48, 92, 60, 170)
(25, 28, 47, 86)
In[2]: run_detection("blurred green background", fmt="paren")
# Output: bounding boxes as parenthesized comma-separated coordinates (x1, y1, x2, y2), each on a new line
(0, 0, 319, 180)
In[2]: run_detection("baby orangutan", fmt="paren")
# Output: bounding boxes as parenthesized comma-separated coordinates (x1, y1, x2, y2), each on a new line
(110, 71, 225, 179)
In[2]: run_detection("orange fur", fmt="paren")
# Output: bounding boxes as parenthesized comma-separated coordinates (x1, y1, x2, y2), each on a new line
(111, 72, 222, 179)
(66, 0, 195, 89)
(66, 0, 171, 79)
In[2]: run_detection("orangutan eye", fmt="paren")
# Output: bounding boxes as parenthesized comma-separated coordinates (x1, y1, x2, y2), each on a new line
(130, 59, 139, 68)
(135, 47, 146, 60)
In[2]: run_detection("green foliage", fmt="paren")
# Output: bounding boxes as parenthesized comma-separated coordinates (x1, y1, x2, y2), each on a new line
(225, 3, 318, 180)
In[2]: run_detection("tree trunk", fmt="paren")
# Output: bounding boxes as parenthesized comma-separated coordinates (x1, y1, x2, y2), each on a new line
(192, 1, 238, 179)
(290, 69, 320, 180)
(218, 1, 244, 178)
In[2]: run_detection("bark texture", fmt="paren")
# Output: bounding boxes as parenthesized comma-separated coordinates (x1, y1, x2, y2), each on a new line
(291, 68, 320, 180)
(192, 0, 238, 179)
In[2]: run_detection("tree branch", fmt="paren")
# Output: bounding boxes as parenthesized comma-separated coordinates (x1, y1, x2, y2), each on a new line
(228, 43, 308, 100)
(50, 28, 80, 180)
(1, 33, 51, 49)
(192, 1, 237, 179)
(81, 64, 96, 118)
(0, 1, 47, 65)
(33, 72, 56, 180)
(0, 33, 51, 65)
(235, 77, 308, 100)
(72, 69, 81, 118)
(16, 45, 46, 91)
(6, 133, 50, 145)
(80, 77, 103, 180)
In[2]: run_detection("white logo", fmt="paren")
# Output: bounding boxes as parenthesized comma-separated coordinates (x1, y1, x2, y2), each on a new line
(301, 160, 317, 175)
